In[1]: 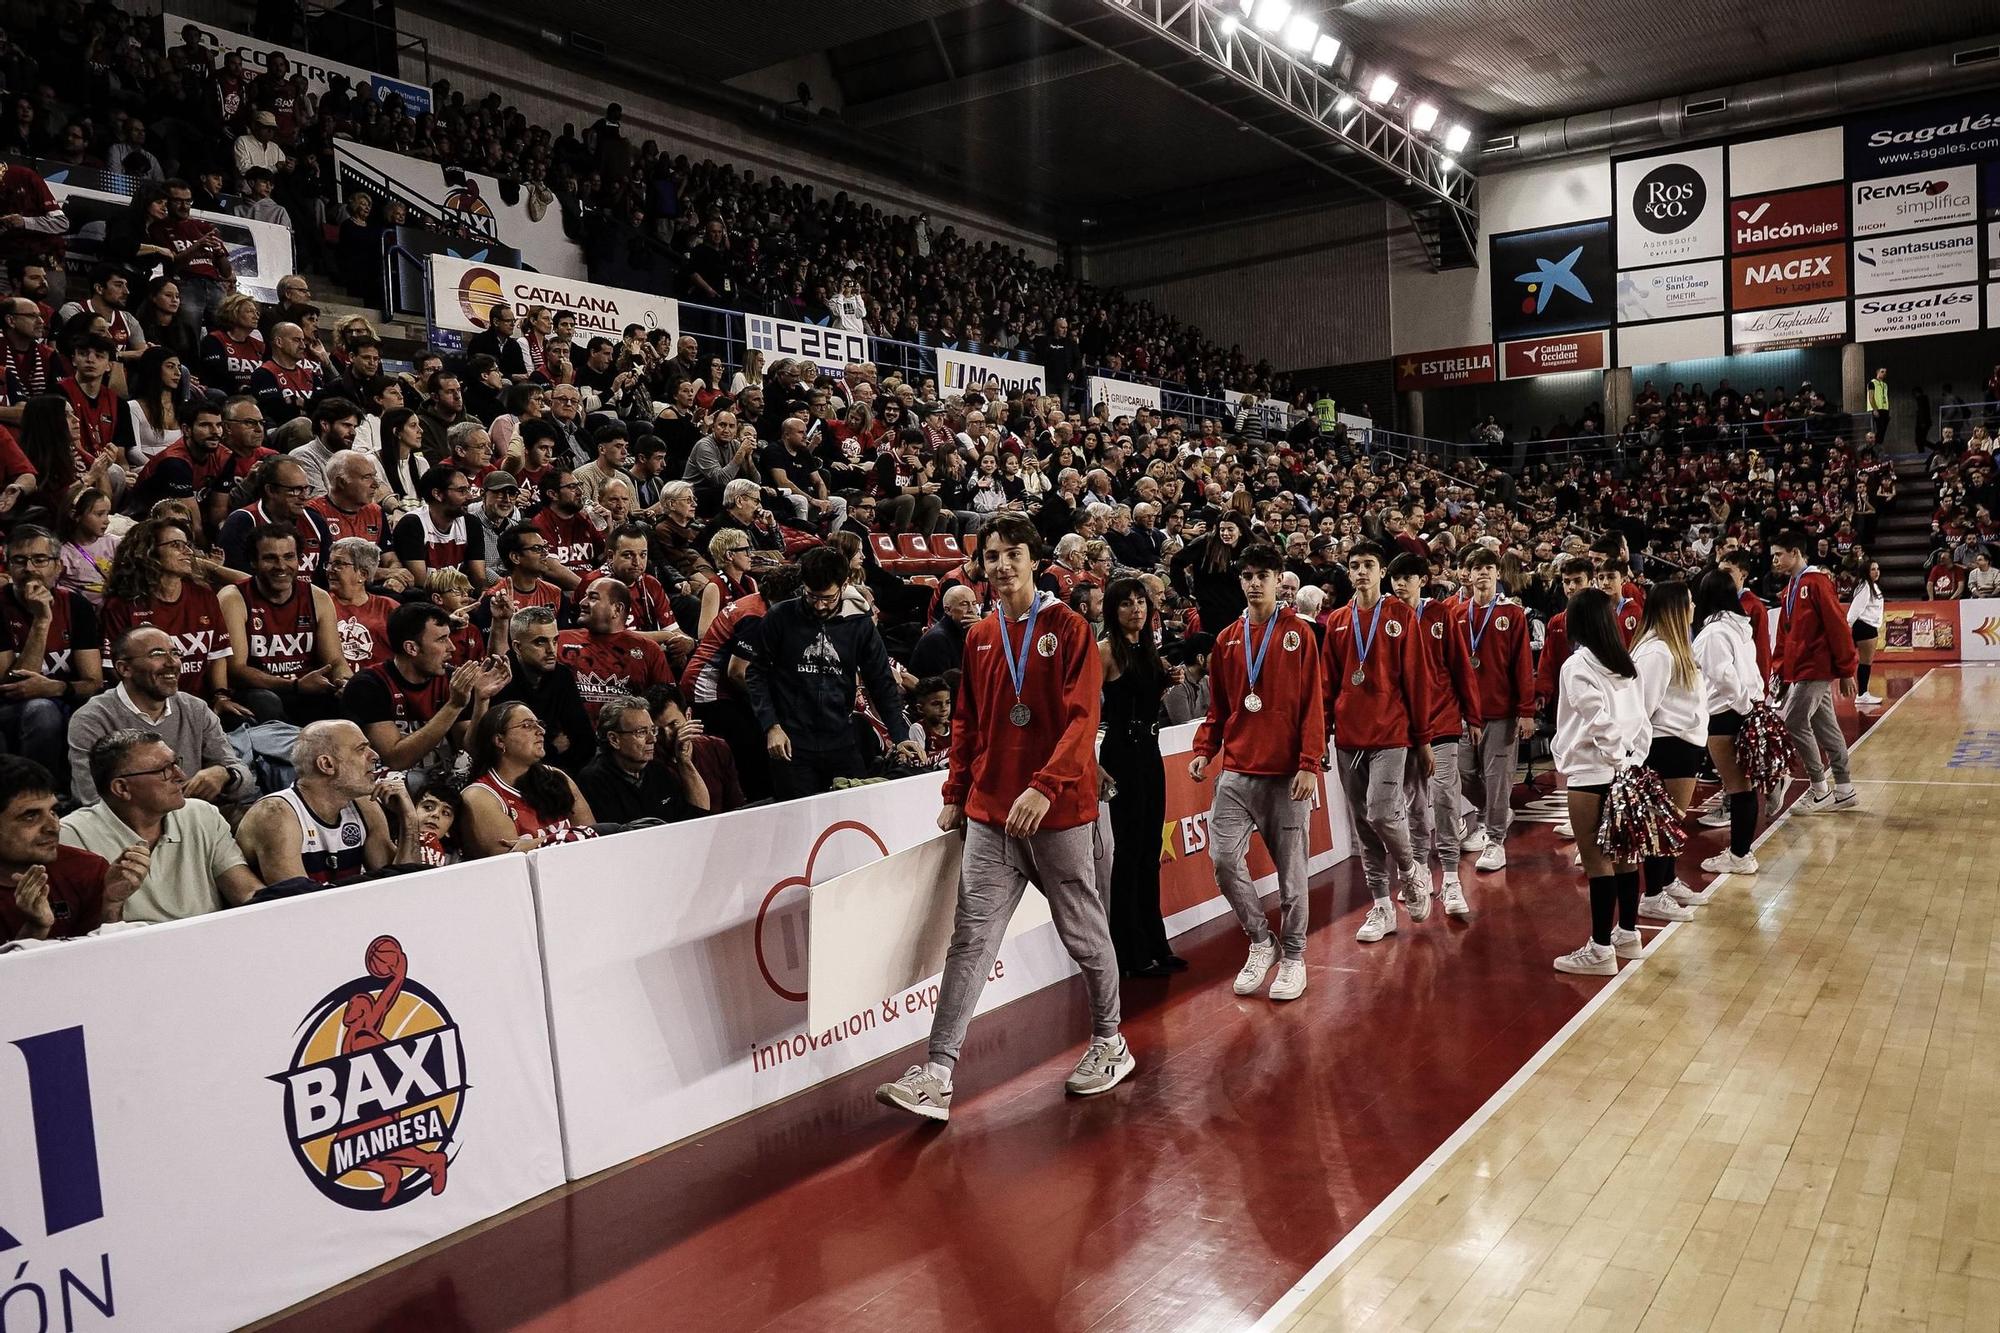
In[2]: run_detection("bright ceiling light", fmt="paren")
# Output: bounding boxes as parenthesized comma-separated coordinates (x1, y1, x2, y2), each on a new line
(1220, 14, 1240, 35)
(1368, 73, 1398, 103)
(1411, 102, 1439, 132)
(1333, 92, 1356, 113)
(1444, 123, 1471, 152)
(1238, 0, 1256, 12)
(1311, 34, 1341, 66)
(1252, 0, 1291, 34)
(1283, 15, 1317, 51)
(1438, 156, 1456, 174)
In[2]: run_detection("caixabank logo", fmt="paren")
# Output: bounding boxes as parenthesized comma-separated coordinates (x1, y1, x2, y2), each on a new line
(271, 936, 467, 1210)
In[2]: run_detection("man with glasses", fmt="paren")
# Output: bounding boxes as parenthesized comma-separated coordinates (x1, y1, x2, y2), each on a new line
(0, 297, 59, 424)
(546, 381, 590, 468)
(61, 730, 261, 922)
(390, 464, 490, 587)
(531, 465, 606, 575)
(574, 694, 710, 825)
(259, 276, 314, 341)
(154, 177, 236, 340)
(0, 524, 104, 784)
(65, 627, 252, 804)
(219, 456, 331, 581)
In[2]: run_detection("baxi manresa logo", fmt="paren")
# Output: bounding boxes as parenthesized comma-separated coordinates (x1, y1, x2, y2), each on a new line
(1634, 162, 1705, 234)
(272, 935, 467, 1210)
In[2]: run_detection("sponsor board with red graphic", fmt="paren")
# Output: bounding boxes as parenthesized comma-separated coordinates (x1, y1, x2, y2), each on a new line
(1500, 330, 1608, 379)
(1729, 243, 1848, 310)
(1727, 184, 1846, 254)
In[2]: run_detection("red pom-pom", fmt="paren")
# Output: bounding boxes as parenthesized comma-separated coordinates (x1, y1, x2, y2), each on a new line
(1598, 766, 1689, 862)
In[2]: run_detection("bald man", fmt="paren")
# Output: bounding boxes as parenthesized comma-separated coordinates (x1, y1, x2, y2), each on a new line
(910, 583, 978, 678)
(235, 720, 417, 885)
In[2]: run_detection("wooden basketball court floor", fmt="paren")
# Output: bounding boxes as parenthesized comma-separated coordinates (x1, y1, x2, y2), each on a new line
(257, 665, 1978, 1333)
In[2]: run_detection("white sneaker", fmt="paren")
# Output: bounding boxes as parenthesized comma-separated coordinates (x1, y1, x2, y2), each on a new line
(1856, 692, 1883, 707)
(1663, 879, 1710, 906)
(1232, 937, 1278, 996)
(1065, 1035, 1137, 1096)
(1400, 868, 1433, 922)
(1609, 926, 1645, 960)
(1697, 805, 1732, 828)
(1571, 848, 1584, 868)
(1460, 827, 1489, 855)
(1554, 940, 1616, 975)
(1639, 893, 1695, 922)
(1831, 785, 1859, 811)
(875, 1065, 953, 1121)
(1554, 821, 1574, 839)
(1798, 785, 1834, 814)
(1700, 850, 1759, 876)
(1440, 875, 1469, 916)
(1269, 958, 1308, 1001)
(1475, 843, 1507, 872)
(1356, 899, 1398, 942)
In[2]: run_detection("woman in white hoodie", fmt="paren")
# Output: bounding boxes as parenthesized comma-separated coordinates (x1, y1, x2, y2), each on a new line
(1693, 569, 1765, 876)
(1551, 588, 1654, 976)
(1846, 558, 1885, 707)
(1631, 581, 1711, 920)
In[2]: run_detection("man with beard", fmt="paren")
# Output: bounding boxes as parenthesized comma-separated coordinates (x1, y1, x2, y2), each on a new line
(416, 370, 467, 463)
(390, 464, 489, 586)
(746, 545, 916, 798)
(531, 466, 606, 575)
(218, 524, 347, 722)
(342, 602, 508, 792)
(0, 757, 147, 942)
(236, 720, 417, 885)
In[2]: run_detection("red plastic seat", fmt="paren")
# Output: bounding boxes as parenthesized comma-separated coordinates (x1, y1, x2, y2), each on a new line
(934, 533, 966, 562)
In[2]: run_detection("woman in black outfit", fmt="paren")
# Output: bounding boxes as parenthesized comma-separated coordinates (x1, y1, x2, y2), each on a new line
(1169, 513, 1248, 634)
(1099, 576, 1184, 977)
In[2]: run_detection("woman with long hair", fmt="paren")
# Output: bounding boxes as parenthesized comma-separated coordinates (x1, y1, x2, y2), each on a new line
(1099, 576, 1181, 976)
(375, 407, 425, 510)
(125, 345, 197, 462)
(460, 700, 596, 857)
(1169, 513, 1248, 633)
(728, 347, 764, 396)
(99, 515, 240, 710)
(1628, 581, 1710, 921)
(1550, 587, 1653, 975)
(134, 277, 199, 367)
(1693, 569, 1764, 877)
(1847, 557, 1884, 707)
(15, 393, 88, 514)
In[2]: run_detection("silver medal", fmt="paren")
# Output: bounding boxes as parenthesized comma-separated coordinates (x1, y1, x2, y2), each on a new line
(1351, 669, 1366, 686)
(1009, 703, 1032, 727)
(1243, 692, 1263, 713)
(1469, 655, 1481, 671)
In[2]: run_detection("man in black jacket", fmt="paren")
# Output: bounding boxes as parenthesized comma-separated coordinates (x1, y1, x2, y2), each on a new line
(909, 584, 977, 678)
(575, 695, 707, 825)
(493, 606, 594, 772)
(747, 546, 919, 799)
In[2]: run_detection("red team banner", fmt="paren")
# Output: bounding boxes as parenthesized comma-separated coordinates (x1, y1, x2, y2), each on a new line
(1393, 343, 1498, 391)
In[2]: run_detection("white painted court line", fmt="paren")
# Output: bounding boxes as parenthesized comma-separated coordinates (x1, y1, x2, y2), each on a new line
(1245, 669, 1936, 1333)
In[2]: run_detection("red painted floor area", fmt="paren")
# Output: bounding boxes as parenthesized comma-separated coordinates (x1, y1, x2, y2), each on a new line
(263, 673, 1913, 1333)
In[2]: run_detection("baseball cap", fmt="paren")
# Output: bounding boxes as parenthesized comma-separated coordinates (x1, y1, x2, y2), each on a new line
(253, 110, 278, 128)
(481, 471, 519, 492)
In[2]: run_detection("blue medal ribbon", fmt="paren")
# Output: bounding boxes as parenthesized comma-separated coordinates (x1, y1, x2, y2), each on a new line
(995, 593, 1044, 706)
(1241, 610, 1278, 696)
(1467, 596, 1498, 658)
(1353, 596, 1387, 678)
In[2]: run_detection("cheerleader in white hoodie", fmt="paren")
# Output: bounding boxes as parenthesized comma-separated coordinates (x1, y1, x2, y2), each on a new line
(1693, 569, 1765, 876)
(1846, 559, 1885, 707)
(1630, 581, 1712, 920)
(1551, 588, 1654, 976)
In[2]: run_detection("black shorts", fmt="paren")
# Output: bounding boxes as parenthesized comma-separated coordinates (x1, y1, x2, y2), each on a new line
(1708, 709, 1745, 738)
(1852, 622, 1878, 642)
(1647, 734, 1705, 780)
(1567, 781, 1611, 799)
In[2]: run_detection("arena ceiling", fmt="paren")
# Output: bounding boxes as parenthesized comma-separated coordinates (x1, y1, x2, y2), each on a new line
(519, 0, 1998, 238)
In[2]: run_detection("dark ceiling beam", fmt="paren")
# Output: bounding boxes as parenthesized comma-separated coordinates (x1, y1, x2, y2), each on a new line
(845, 46, 1123, 126)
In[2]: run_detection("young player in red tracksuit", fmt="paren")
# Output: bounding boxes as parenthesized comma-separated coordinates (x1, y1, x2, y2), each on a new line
(1387, 552, 1477, 917)
(1595, 557, 1644, 647)
(876, 512, 1130, 1125)
(1537, 556, 1595, 841)
(1191, 542, 1325, 1001)
(1770, 529, 1860, 813)
(1452, 546, 1539, 876)
(1324, 541, 1432, 943)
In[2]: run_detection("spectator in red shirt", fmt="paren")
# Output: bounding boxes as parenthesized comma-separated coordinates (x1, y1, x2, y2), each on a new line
(0, 162, 69, 279)
(0, 756, 146, 942)
(155, 178, 235, 340)
(0, 524, 105, 782)
(530, 465, 607, 575)
(557, 577, 674, 720)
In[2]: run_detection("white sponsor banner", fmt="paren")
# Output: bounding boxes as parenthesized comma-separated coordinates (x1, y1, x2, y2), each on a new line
(428, 255, 678, 342)
(1619, 315, 1725, 367)
(333, 138, 582, 278)
(745, 313, 870, 378)
(1615, 146, 1725, 269)
(1088, 376, 1165, 418)
(1850, 165, 1977, 238)
(1853, 285, 1983, 341)
(1727, 128, 1844, 197)
(1959, 599, 2000, 661)
(164, 12, 431, 113)
(1614, 260, 1725, 322)
(1852, 226, 1980, 294)
(534, 724, 1348, 1178)
(806, 832, 1051, 1035)
(0, 859, 564, 1332)
(1729, 300, 1848, 351)
(1988, 222, 2000, 280)
(937, 347, 1046, 398)
(43, 175, 294, 305)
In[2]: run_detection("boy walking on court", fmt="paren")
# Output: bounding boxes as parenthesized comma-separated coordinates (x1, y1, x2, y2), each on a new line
(1324, 542, 1432, 942)
(876, 513, 1132, 1123)
(1453, 547, 1537, 873)
(1387, 552, 1476, 915)
(1190, 542, 1325, 1000)
(1770, 529, 1860, 814)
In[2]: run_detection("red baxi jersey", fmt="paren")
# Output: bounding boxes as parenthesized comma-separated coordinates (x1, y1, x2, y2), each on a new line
(101, 583, 228, 698)
(532, 508, 602, 572)
(310, 497, 386, 547)
(577, 568, 674, 634)
(555, 628, 671, 717)
(1322, 594, 1429, 751)
(0, 585, 98, 678)
(240, 579, 319, 677)
(334, 593, 398, 669)
(1194, 607, 1326, 776)
(60, 378, 122, 461)
(468, 771, 593, 845)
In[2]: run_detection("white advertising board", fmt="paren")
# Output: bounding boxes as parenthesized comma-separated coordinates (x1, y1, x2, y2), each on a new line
(1614, 260, 1725, 322)
(0, 859, 564, 1332)
(1088, 376, 1165, 418)
(1852, 285, 1983, 341)
(745, 313, 870, 378)
(938, 347, 1046, 399)
(333, 138, 582, 278)
(1850, 165, 1978, 238)
(428, 254, 678, 342)
(1851, 226, 1980, 294)
(1615, 146, 1725, 269)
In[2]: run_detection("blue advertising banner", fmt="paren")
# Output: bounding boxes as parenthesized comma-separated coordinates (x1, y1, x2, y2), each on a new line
(1489, 219, 1614, 342)
(1845, 90, 2000, 178)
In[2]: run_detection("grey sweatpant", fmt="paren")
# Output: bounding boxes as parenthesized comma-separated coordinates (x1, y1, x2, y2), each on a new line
(1209, 770, 1312, 960)
(1463, 719, 1519, 840)
(927, 818, 1121, 1069)
(1406, 740, 1461, 867)
(1338, 745, 1414, 900)
(1783, 678, 1852, 786)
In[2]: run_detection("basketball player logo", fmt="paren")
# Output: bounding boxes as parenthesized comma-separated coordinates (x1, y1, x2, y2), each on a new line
(1385, 620, 1403, 638)
(1036, 632, 1058, 657)
(272, 936, 467, 1210)
(1429, 622, 1444, 639)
